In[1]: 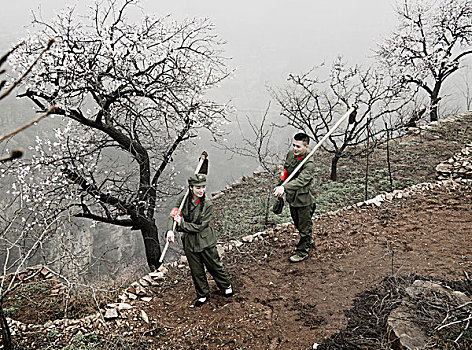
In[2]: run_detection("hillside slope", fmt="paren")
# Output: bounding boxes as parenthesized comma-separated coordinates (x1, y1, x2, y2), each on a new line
(6, 112, 472, 349)
(140, 180, 472, 349)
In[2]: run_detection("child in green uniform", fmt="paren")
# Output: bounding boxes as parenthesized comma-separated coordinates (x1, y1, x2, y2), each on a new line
(167, 174, 233, 307)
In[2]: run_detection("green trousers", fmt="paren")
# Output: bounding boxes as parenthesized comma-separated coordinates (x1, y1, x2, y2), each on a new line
(184, 245, 231, 298)
(289, 203, 316, 257)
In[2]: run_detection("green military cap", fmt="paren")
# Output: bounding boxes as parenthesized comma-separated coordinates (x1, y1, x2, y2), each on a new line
(188, 174, 207, 186)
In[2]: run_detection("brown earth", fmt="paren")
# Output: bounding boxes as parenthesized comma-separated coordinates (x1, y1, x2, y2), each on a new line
(5, 113, 472, 349)
(139, 181, 472, 349)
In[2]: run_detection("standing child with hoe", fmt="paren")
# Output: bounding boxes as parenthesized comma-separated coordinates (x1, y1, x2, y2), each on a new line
(166, 174, 233, 307)
(274, 133, 316, 262)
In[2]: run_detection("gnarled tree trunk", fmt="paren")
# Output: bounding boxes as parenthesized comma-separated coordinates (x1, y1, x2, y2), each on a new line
(1, 301, 12, 350)
(137, 219, 162, 270)
(330, 153, 341, 181)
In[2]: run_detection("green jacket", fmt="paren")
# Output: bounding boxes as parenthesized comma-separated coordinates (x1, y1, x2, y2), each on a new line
(279, 150, 316, 207)
(167, 194, 217, 253)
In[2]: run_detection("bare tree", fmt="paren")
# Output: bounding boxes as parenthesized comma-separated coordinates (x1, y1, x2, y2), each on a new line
(8, 0, 232, 270)
(272, 57, 408, 181)
(376, 0, 472, 122)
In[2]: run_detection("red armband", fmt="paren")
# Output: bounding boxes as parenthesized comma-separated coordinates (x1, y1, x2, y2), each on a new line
(280, 168, 288, 181)
(169, 207, 181, 217)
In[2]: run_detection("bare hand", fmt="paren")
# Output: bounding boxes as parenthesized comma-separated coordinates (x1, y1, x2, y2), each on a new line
(273, 186, 285, 198)
(174, 215, 182, 225)
(166, 230, 175, 243)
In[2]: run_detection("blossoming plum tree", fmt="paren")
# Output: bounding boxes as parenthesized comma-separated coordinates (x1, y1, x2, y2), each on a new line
(10, 0, 231, 270)
(377, 0, 472, 121)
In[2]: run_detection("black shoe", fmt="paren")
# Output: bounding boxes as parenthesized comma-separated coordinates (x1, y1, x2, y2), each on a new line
(194, 296, 209, 307)
(223, 285, 234, 298)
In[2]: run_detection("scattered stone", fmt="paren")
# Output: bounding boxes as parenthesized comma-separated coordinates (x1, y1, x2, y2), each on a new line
(139, 278, 149, 287)
(364, 195, 383, 207)
(436, 145, 472, 179)
(142, 275, 157, 286)
(217, 245, 225, 256)
(406, 280, 470, 304)
(116, 303, 133, 311)
(242, 235, 254, 243)
(405, 280, 447, 299)
(211, 191, 225, 200)
(140, 310, 149, 323)
(158, 265, 168, 274)
(230, 240, 243, 248)
(134, 284, 147, 296)
(149, 271, 165, 280)
(104, 308, 119, 321)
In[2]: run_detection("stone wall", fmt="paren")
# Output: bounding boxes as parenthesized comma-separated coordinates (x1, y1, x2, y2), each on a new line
(436, 144, 472, 180)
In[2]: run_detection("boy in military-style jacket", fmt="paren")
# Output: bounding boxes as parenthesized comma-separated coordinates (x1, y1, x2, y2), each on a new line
(166, 174, 233, 307)
(274, 133, 316, 262)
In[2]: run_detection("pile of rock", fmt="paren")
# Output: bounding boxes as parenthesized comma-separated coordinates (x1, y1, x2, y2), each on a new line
(436, 144, 472, 180)
(117, 268, 166, 304)
(317, 176, 471, 225)
(406, 113, 467, 135)
(387, 279, 471, 350)
(5, 263, 169, 340)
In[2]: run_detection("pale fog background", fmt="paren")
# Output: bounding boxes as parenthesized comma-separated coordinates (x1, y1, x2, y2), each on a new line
(1, 0, 465, 272)
(1, 1, 398, 191)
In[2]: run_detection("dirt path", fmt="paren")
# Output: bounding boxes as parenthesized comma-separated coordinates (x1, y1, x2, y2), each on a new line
(141, 181, 472, 349)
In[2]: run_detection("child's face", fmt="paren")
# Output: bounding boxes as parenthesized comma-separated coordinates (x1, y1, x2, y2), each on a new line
(292, 140, 309, 156)
(191, 185, 206, 198)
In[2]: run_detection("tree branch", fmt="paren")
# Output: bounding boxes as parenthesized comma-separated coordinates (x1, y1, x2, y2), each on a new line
(74, 212, 134, 227)
(0, 38, 54, 101)
(0, 105, 58, 143)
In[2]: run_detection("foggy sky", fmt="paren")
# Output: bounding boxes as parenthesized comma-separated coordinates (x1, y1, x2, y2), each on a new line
(1, 0, 396, 112)
(1, 0, 398, 187)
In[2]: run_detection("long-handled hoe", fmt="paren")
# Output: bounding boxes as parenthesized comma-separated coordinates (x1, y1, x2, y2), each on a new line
(280, 104, 358, 186)
(158, 151, 209, 263)
(158, 105, 357, 264)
